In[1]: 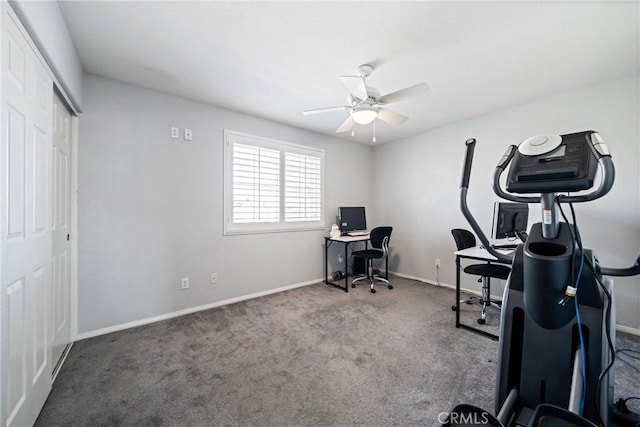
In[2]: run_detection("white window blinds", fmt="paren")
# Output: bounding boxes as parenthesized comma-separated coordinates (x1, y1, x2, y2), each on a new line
(284, 152, 321, 222)
(224, 130, 325, 234)
(232, 143, 280, 223)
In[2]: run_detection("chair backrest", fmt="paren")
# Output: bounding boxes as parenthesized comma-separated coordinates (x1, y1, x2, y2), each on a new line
(370, 226, 393, 255)
(451, 228, 476, 251)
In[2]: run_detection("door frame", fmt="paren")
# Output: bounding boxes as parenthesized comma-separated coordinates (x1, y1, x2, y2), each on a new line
(69, 109, 78, 342)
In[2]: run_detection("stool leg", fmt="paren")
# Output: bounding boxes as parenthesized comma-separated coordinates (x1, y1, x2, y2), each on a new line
(478, 277, 488, 324)
(368, 260, 376, 293)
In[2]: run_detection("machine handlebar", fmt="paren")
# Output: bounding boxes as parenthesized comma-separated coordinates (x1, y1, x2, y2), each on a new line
(459, 139, 513, 263)
(462, 133, 640, 278)
(460, 138, 476, 189)
(599, 256, 640, 277)
(492, 132, 615, 204)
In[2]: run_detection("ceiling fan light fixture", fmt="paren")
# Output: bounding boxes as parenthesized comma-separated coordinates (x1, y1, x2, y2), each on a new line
(304, 65, 430, 137)
(352, 107, 378, 125)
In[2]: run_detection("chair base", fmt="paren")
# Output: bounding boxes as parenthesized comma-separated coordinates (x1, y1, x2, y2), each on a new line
(352, 274, 393, 293)
(451, 296, 501, 309)
(478, 301, 501, 324)
(451, 292, 501, 324)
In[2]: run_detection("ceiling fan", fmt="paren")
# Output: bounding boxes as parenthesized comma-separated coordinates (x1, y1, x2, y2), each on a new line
(303, 64, 431, 141)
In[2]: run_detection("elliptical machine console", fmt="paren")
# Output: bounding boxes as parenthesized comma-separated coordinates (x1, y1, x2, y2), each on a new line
(506, 132, 601, 194)
(444, 131, 640, 427)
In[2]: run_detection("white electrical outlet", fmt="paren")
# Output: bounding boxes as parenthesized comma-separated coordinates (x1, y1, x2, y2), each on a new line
(184, 129, 193, 141)
(210, 273, 218, 284)
(171, 127, 179, 139)
(435, 258, 441, 268)
(181, 277, 189, 289)
(338, 254, 344, 263)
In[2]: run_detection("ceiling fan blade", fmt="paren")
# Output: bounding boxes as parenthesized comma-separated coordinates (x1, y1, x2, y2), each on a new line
(380, 82, 431, 105)
(376, 108, 409, 126)
(336, 115, 355, 133)
(340, 75, 367, 100)
(303, 106, 349, 115)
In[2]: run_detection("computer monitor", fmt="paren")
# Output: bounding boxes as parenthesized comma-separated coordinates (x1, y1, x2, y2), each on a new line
(337, 207, 367, 233)
(492, 202, 529, 240)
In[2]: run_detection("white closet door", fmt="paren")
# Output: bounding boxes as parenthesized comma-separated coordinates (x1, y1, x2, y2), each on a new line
(51, 91, 71, 371)
(3, 11, 53, 427)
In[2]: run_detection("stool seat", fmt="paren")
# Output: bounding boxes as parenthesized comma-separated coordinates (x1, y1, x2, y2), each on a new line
(464, 264, 511, 281)
(452, 228, 512, 325)
(352, 249, 385, 259)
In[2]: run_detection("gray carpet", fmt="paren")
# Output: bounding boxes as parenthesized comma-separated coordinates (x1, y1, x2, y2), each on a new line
(35, 278, 639, 426)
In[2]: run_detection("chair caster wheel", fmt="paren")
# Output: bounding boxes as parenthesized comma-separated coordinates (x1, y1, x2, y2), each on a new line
(351, 284, 356, 288)
(388, 284, 393, 289)
(451, 305, 458, 311)
(371, 288, 376, 293)
(477, 318, 486, 325)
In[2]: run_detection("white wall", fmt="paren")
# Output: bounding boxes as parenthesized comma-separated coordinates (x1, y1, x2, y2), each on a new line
(373, 75, 640, 330)
(9, 0, 83, 110)
(76, 74, 640, 333)
(78, 74, 373, 334)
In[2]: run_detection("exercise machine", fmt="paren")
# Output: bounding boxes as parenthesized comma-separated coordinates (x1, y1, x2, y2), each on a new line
(443, 131, 640, 426)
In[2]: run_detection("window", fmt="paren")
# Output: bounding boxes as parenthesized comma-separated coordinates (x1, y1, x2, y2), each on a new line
(224, 130, 325, 235)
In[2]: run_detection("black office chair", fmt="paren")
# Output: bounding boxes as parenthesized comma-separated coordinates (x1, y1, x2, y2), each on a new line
(351, 226, 393, 294)
(451, 228, 511, 324)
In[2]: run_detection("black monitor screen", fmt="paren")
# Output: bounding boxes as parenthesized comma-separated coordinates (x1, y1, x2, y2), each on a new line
(338, 207, 367, 233)
(492, 202, 529, 239)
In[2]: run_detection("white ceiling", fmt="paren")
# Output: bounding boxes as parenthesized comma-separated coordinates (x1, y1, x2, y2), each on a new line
(58, 1, 639, 145)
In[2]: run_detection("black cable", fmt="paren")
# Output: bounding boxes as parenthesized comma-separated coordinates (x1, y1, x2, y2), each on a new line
(556, 197, 576, 289)
(617, 348, 640, 359)
(568, 203, 585, 288)
(585, 259, 616, 427)
(559, 203, 638, 426)
(616, 349, 640, 373)
(557, 199, 615, 426)
(557, 199, 591, 417)
(617, 356, 640, 375)
(618, 351, 640, 365)
(569, 202, 589, 417)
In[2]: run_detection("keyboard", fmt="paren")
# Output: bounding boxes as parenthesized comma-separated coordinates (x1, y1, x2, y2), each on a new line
(346, 231, 369, 236)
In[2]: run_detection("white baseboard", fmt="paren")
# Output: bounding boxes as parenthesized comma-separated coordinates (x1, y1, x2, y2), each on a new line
(390, 271, 640, 337)
(391, 271, 496, 298)
(77, 278, 321, 341)
(77, 273, 640, 340)
(391, 271, 449, 288)
(616, 324, 640, 336)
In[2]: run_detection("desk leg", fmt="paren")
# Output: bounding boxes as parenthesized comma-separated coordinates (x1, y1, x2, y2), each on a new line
(455, 255, 461, 328)
(324, 240, 348, 292)
(344, 244, 349, 292)
(454, 254, 498, 341)
(324, 239, 329, 285)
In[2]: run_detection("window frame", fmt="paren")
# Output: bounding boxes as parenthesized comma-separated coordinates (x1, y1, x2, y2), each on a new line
(223, 130, 325, 235)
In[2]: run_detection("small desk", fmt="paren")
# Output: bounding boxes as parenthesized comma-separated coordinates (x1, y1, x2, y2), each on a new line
(454, 246, 513, 340)
(323, 234, 370, 292)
